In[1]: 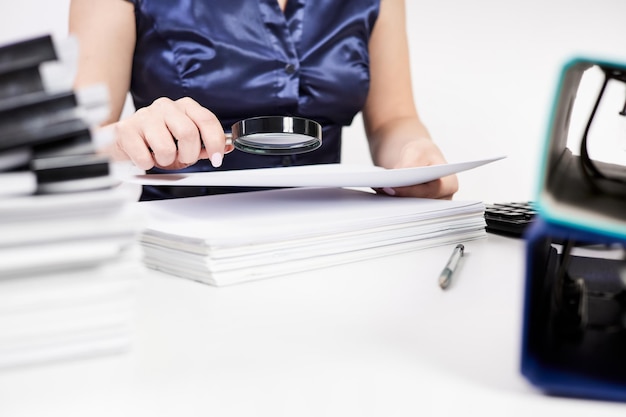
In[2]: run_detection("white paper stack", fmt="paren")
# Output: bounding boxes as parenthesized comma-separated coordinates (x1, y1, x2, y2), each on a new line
(0, 34, 145, 369)
(139, 187, 487, 286)
(0, 254, 141, 369)
(0, 186, 144, 369)
(0, 187, 141, 276)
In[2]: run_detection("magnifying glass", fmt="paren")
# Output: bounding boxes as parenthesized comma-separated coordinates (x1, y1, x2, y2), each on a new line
(225, 116, 322, 155)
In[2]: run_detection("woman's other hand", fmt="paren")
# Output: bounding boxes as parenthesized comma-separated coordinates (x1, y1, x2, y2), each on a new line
(376, 138, 458, 199)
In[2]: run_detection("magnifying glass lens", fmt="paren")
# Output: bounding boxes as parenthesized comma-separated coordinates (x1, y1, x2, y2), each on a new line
(230, 116, 322, 155)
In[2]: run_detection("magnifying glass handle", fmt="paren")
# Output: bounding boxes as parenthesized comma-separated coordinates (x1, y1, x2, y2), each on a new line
(148, 133, 234, 154)
(199, 132, 233, 147)
(199, 132, 232, 146)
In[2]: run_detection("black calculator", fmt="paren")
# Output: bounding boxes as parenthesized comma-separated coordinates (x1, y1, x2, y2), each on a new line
(484, 201, 537, 237)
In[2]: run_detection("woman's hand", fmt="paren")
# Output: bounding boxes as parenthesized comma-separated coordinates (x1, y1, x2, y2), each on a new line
(110, 97, 234, 171)
(377, 138, 458, 200)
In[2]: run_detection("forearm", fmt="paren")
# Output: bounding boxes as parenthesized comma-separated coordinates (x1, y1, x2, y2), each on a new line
(69, 0, 136, 125)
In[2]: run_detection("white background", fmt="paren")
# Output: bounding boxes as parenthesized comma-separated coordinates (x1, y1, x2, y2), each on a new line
(1, 0, 626, 202)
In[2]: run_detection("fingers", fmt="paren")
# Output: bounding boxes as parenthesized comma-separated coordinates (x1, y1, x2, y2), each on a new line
(114, 97, 227, 171)
(179, 97, 226, 167)
(385, 175, 459, 199)
(114, 109, 161, 171)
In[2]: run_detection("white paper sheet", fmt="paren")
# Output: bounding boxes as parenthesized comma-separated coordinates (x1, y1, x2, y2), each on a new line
(139, 187, 486, 245)
(126, 156, 505, 188)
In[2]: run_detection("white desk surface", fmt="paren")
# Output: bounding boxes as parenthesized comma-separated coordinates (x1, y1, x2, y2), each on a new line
(1, 234, 625, 417)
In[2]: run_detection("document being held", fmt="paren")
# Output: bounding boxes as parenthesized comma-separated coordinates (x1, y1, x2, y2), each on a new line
(126, 157, 504, 188)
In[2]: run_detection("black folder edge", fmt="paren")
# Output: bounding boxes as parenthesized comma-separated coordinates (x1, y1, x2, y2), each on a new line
(0, 66, 46, 99)
(0, 35, 57, 76)
(0, 88, 78, 116)
(32, 153, 111, 183)
(0, 117, 92, 153)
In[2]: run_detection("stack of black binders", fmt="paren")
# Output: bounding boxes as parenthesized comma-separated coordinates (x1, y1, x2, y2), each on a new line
(0, 34, 144, 369)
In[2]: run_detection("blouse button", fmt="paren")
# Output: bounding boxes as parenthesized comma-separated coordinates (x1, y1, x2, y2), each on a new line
(284, 63, 296, 75)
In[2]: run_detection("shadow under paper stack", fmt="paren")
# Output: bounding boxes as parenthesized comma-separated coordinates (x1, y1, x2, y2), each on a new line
(0, 34, 144, 369)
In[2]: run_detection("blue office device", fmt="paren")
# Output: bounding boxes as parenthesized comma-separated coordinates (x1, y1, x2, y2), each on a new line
(522, 218, 626, 402)
(520, 56, 626, 402)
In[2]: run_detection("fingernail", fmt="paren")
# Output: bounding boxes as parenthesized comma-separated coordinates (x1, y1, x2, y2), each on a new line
(211, 152, 223, 168)
(383, 187, 396, 196)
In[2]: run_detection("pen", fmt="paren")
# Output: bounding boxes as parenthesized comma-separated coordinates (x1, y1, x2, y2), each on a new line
(439, 243, 464, 290)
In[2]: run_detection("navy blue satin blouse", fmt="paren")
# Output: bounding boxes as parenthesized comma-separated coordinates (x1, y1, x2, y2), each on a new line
(127, 0, 380, 199)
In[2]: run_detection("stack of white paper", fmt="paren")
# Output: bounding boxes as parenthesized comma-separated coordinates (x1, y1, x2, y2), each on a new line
(0, 185, 144, 370)
(0, 33, 145, 369)
(0, 256, 142, 369)
(0, 187, 141, 276)
(139, 187, 487, 286)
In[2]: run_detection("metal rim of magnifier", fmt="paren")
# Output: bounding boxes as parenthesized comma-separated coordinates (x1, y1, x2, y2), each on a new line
(229, 116, 322, 155)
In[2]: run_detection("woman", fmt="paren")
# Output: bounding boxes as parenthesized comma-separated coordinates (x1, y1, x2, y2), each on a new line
(69, 0, 458, 200)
